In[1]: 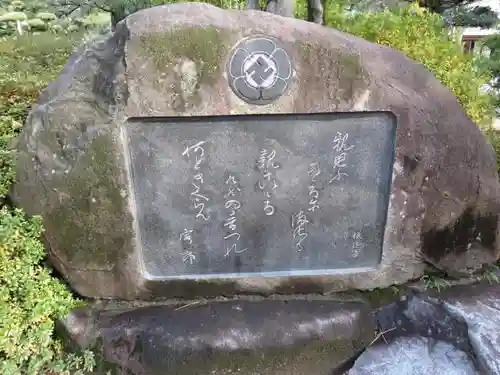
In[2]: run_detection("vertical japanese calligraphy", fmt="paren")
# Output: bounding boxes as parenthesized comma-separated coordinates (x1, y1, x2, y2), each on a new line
(126, 113, 395, 279)
(290, 161, 321, 253)
(179, 228, 196, 265)
(291, 210, 308, 252)
(329, 132, 354, 183)
(256, 148, 280, 216)
(179, 140, 212, 266)
(223, 174, 247, 257)
(351, 231, 363, 258)
(308, 162, 321, 213)
(182, 140, 211, 221)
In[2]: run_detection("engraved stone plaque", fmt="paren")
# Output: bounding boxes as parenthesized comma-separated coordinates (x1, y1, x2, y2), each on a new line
(125, 112, 396, 279)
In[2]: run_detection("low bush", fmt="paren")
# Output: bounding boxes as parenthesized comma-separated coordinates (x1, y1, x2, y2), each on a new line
(26, 18, 48, 32)
(0, 33, 94, 375)
(0, 208, 94, 375)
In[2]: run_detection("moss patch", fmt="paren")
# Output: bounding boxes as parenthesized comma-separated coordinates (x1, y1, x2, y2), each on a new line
(335, 286, 407, 310)
(360, 286, 407, 307)
(137, 27, 230, 86)
(48, 134, 133, 270)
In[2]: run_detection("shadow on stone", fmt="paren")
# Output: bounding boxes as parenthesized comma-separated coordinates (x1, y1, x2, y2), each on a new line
(422, 207, 499, 276)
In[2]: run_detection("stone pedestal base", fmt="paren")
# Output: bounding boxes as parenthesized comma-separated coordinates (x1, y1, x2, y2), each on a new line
(58, 283, 500, 375)
(58, 298, 375, 375)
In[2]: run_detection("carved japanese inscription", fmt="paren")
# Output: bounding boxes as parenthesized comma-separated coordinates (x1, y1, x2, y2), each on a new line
(125, 112, 396, 279)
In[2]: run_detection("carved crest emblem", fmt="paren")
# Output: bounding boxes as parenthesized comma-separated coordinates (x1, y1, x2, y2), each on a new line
(226, 35, 293, 105)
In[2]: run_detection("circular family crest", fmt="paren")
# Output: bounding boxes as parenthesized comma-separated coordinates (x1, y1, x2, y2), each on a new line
(226, 35, 293, 105)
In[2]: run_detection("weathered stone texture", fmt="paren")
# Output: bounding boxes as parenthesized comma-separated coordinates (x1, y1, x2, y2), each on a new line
(11, 3, 500, 299)
(59, 298, 376, 375)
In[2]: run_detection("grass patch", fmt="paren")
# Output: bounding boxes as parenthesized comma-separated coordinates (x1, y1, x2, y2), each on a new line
(421, 273, 452, 292)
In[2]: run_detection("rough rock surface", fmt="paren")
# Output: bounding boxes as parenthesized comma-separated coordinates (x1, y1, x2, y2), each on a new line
(348, 283, 500, 375)
(348, 336, 480, 375)
(11, 3, 500, 299)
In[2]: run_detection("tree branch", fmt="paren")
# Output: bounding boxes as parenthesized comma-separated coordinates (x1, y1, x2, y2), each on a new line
(51, 0, 112, 13)
(56, 5, 79, 16)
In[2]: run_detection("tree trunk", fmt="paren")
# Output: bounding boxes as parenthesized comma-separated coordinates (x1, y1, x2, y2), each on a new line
(110, 0, 153, 30)
(16, 20, 23, 35)
(246, 0, 260, 10)
(307, 0, 324, 24)
(265, 0, 295, 18)
(111, 11, 121, 29)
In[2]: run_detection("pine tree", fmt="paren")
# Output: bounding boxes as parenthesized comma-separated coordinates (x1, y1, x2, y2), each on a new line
(407, 0, 498, 27)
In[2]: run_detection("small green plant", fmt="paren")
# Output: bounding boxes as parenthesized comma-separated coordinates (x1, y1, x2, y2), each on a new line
(421, 274, 452, 291)
(363, 285, 406, 308)
(479, 263, 500, 284)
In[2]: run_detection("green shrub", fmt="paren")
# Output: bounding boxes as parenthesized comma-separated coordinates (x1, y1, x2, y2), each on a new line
(26, 18, 48, 31)
(9, 0, 26, 11)
(67, 24, 80, 33)
(0, 116, 18, 198)
(486, 128, 500, 170)
(36, 12, 57, 22)
(0, 208, 95, 375)
(50, 23, 64, 33)
(0, 23, 12, 37)
(324, 2, 495, 128)
(0, 33, 95, 374)
(0, 32, 81, 87)
(0, 11, 27, 22)
(82, 11, 111, 28)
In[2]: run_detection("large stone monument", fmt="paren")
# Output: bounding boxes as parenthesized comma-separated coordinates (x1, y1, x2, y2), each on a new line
(10, 3, 500, 374)
(12, 3, 500, 300)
